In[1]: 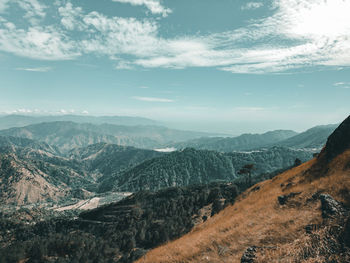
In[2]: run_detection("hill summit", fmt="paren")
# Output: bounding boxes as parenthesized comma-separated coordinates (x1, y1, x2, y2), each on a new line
(322, 115, 350, 161)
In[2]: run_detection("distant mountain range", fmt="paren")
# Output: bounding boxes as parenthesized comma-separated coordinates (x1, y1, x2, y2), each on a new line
(275, 124, 338, 149)
(0, 114, 160, 130)
(0, 121, 215, 152)
(170, 124, 337, 152)
(171, 130, 298, 152)
(0, 137, 313, 206)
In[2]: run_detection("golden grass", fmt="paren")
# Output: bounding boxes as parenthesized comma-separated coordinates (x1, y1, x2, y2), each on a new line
(136, 150, 350, 263)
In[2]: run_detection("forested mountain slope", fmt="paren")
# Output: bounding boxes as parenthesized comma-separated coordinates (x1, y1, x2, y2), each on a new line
(114, 147, 313, 192)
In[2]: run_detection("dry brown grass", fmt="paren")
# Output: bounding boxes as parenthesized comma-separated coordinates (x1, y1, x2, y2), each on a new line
(136, 150, 350, 263)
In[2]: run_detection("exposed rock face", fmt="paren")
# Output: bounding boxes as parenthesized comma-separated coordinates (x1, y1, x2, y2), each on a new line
(0, 154, 67, 205)
(241, 246, 257, 263)
(319, 194, 344, 218)
(322, 115, 350, 161)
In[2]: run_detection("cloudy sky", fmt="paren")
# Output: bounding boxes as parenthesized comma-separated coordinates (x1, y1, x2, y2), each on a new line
(0, 0, 349, 134)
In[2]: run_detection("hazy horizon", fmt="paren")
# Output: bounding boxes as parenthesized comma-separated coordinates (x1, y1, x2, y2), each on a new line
(0, 112, 342, 135)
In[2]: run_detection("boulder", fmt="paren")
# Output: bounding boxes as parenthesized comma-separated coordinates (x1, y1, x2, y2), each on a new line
(319, 194, 343, 218)
(241, 246, 257, 263)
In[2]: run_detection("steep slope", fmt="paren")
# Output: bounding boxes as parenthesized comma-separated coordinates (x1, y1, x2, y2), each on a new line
(0, 121, 215, 152)
(0, 135, 59, 156)
(116, 148, 236, 192)
(321, 115, 350, 161)
(69, 143, 164, 175)
(0, 139, 95, 206)
(0, 153, 67, 205)
(0, 140, 165, 206)
(69, 143, 164, 192)
(114, 147, 313, 192)
(276, 124, 337, 150)
(0, 114, 159, 130)
(137, 117, 350, 263)
(172, 130, 298, 152)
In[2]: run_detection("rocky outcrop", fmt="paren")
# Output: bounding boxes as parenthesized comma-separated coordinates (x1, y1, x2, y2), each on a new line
(322, 115, 350, 161)
(319, 194, 344, 219)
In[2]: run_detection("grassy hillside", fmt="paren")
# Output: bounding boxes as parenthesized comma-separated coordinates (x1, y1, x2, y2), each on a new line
(135, 118, 350, 263)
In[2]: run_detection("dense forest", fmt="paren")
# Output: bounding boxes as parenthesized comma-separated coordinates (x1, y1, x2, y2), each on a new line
(0, 182, 239, 263)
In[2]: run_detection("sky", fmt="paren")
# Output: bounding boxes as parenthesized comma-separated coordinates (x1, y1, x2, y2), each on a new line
(0, 0, 349, 135)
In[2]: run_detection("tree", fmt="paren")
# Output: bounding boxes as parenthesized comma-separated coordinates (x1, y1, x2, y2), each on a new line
(294, 158, 302, 167)
(238, 164, 254, 186)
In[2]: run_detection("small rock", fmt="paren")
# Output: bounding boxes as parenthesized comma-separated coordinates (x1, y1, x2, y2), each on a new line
(278, 195, 288, 205)
(278, 192, 301, 205)
(251, 186, 260, 192)
(319, 194, 343, 218)
(241, 246, 257, 263)
(305, 224, 319, 234)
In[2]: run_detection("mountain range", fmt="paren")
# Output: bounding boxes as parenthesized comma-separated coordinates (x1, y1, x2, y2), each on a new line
(0, 119, 337, 207)
(0, 121, 215, 152)
(171, 124, 337, 152)
(0, 114, 160, 130)
(0, 115, 348, 263)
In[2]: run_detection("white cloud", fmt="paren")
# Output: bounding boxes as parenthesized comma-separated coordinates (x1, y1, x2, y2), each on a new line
(0, 0, 349, 73)
(142, 0, 350, 73)
(0, 18, 80, 60)
(234, 107, 266, 112)
(15, 66, 52, 72)
(154, 147, 176, 152)
(241, 2, 264, 10)
(112, 0, 171, 17)
(334, 82, 350, 89)
(132, 96, 174, 102)
(115, 60, 134, 70)
(8, 0, 47, 25)
(58, 109, 75, 114)
(0, 0, 10, 13)
(58, 2, 85, 30)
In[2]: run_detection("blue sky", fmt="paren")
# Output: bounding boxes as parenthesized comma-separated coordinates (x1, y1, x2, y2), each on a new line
(0, 0, 349, 134)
